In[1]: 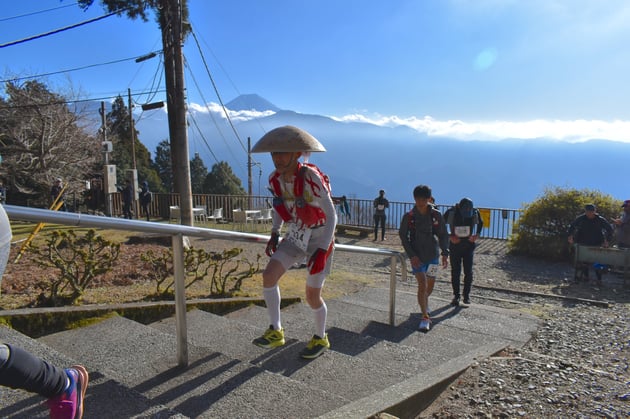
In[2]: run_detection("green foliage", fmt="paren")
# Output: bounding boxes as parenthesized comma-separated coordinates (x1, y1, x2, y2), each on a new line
(28, 229, 121, 306)
(203, 161, 246, 195)
(190, 153, 208, 194)
(140, 246, 261, 299)
(509, 187, 620, 261)
(153, 140, 173, 192)
(106, 95, 162, 190)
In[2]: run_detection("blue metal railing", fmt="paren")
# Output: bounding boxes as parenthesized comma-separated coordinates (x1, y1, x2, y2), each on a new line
(94, 193, 521, 240)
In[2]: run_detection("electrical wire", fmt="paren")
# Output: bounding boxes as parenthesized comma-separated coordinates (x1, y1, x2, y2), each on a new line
(0, 8, 129, 49)
(188, 26, 251, 157)
(184, 58, 246, 174)
(0, 52, 163, 85)
(0, 1, 78, 23)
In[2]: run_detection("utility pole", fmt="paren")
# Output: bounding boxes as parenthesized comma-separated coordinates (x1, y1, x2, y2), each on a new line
(160, 0, 193, 226)
(128, 88, 138, 218)
(247, 137, 252, 209)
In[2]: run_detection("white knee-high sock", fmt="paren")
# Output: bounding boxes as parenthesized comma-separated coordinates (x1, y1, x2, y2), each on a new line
(313, 302, 327, 338)
(263, 285, 282, 330)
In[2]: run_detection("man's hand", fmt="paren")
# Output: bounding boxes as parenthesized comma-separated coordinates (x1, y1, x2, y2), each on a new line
(449, 235, 460, 244)
(441, 254, 449, 268)
(308, 248, 329, 274)
(265, 232, 280, 256)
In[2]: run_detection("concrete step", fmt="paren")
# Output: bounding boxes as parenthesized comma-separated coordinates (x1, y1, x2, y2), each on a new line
(0, 324, 182, 419)
(39, 314, 346, 418)
(150, 309, 416, 405)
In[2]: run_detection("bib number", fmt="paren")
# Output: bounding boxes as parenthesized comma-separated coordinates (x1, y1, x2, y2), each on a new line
(285, 223, 312, 252)
(455, 226, 471, 238)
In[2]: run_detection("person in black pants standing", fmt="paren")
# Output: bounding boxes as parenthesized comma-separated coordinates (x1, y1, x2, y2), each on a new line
(373, 189, 389, 241)
(444, 198, 483, 307)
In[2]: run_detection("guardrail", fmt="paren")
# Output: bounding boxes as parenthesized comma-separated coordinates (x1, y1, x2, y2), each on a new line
(4, 205, 407, 367)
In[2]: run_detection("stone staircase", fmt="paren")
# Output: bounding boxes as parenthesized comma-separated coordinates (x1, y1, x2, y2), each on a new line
(0, 287, 539, 418)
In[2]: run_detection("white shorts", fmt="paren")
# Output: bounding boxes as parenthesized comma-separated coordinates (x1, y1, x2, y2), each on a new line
(271, 229, 334, 288)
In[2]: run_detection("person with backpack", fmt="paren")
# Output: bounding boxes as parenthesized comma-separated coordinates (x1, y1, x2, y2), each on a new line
(399, 185, 449, 332)
(568, 203, 614, 282)
(373, 189, 389, 241)
(444, 198, 484, 307)
(139, 181, 152, 221)
(250, 126, 337, 359)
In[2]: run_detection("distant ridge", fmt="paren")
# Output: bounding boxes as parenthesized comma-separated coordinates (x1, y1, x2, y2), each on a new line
(226, 94, 281, 112)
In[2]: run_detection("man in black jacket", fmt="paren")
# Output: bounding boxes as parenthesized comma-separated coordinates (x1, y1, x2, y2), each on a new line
(567, 203, 614, 281)
(444, 198, 483, 307)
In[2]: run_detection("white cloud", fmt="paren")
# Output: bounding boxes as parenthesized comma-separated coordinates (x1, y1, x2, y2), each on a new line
(188, 102, 275, 122)
(331, 113, 630, 143)
(191, 101, 630, 143)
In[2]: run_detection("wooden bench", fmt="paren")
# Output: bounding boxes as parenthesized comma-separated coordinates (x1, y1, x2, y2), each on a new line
(336, 224, 373, 238)
(574, 244, 630, 284)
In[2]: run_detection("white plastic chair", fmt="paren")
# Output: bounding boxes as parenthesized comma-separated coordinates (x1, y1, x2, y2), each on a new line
(207, 207, 223, 223)
(169, 206, 180, 223)
(258, 208, 273, 224)
(193, 206, 206, 224)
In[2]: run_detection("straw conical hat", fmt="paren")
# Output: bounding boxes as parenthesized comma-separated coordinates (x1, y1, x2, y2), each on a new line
(251, 126, 326, 153)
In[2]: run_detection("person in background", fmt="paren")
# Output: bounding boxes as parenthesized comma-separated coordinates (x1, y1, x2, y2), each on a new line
(567, 203, 614, 282)
(612, 199, 630, 248)
(250, 126, 337, 359)
(399, 185, 449, 332)
(119, 180, 134, 220)
(139, 181, 152, 222)
(373, 189, 389, 241)
(444, 198, 484, 307)
(50, 178, 66, 211)
(0, 179, 89, 419)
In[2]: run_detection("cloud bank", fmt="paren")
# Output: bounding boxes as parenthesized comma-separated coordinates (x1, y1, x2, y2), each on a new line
(192, 101, 630, 144)
(330, 114, 630, 144)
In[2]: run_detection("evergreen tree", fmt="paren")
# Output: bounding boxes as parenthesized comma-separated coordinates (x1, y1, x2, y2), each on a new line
(106, 95, 162, 191)
(203, 161, 247, 195)
(153, 140, 173, 192)
(190, 153, 208, 194)
(203, 161, 246, 195)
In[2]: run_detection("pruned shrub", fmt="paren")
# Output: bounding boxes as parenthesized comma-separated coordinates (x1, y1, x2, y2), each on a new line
(509, 187, 620, 261)
(28, 229, 121, 306)
(140, 246, 261, 299)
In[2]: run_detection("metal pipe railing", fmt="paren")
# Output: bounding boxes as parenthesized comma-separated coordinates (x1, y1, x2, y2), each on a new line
(4, 205, 407, 367)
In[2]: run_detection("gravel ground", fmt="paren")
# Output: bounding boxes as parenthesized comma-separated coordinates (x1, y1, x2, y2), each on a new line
(331, 232, 630, 419)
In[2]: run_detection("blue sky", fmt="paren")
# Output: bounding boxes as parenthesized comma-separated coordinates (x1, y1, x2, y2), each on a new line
(2, 0, 630, 143)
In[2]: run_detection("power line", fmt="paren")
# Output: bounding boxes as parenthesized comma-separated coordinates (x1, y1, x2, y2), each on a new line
(0, 1, 78, 23)
(0, 90, 167, 111)
(0, 8, 128, 49)
(0, 51, 162, 85)
(188, 25, 250, 157)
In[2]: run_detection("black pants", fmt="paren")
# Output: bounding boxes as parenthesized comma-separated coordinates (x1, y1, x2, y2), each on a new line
(374, 214, 386, 240)
(122, 202, 133, 219)
(141, 204, 150, 221)
(449, 240, 476, 299)
(0, 343, 67, 398)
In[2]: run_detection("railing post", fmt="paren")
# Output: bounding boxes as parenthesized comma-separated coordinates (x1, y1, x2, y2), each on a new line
(389, 256, 397, 326)
(172, 233, 188, 367)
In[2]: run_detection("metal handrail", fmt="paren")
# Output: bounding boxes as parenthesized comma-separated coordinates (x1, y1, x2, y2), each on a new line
(4, 205, 407, 367)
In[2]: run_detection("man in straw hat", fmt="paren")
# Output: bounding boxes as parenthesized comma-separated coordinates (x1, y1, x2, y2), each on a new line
(250, 126, 337, 359)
